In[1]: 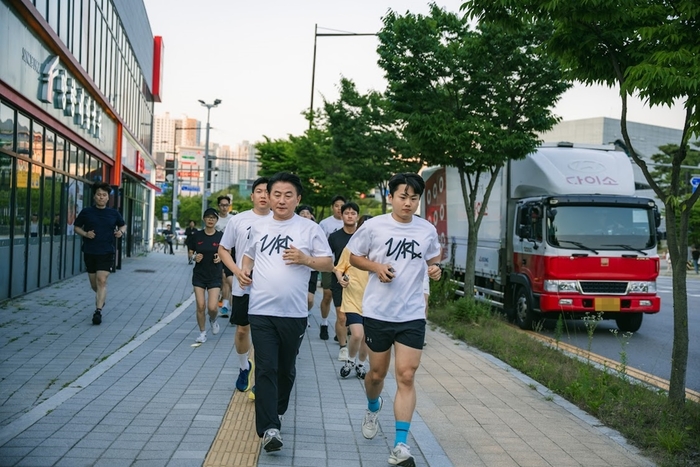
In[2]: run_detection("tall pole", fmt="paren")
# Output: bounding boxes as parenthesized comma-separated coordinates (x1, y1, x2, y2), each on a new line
(308, 26, 376, 130)
(199, 99, 221, 218)
(172, 154, 178, 229)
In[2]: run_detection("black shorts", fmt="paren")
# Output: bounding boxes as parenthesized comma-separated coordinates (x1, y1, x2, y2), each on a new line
(321, 271, 333, 289)
(363, 317, 425, 352)
(192, 279, 222, 290)
(223, 265, 234, 278)
(308, 271, 318, 294)
(331, 281, 343, 308)
(84, 253, 114, 274)
(231, 294, 250, 326)
(345, 312, 363, 326)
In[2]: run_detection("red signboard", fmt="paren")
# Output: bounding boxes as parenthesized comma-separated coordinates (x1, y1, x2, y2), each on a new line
(424, 167, 448, 260)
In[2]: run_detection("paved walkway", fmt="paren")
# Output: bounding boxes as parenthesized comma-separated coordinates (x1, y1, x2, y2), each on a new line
(0, 250, 656, 466)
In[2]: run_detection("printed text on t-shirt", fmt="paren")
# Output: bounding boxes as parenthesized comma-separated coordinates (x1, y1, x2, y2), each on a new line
(261, 233, 293, 255)
(385, 238, 422, 260)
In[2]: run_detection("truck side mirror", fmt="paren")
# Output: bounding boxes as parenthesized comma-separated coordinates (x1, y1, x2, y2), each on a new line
(654, 209, 661, 228)
(518, 225, 531, 239)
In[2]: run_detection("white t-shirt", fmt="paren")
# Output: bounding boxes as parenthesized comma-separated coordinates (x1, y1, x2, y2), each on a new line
(219, 209, 272, 296)
(215, 213, 235, 232)
(245, 214, 332, 318)
(319, 215, 344, 238)
(347, 213, 441, 323)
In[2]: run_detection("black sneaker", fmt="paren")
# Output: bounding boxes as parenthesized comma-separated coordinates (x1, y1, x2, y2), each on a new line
(319, 325, 329, 340)
(333, 335, 338, 342)
(92, 310, 102, 325)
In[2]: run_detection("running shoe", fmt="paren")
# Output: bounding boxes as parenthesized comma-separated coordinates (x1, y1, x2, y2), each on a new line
(355, 364, 367, 379)
(319, 325, 329, 340)
(236, 359, 254, 392)
(210, 318, 220, 335)
(195, 331, 207, 343)
(248, 385, 255, 400)
(338, 346, 349, 361)
(219, 306, 229, 318)
(361, 396, 383, 439)
(340, 360, 354, 378)
(92, 310, 102, 325)
(262, 428, 282, 452)
(388, 442, 415, 467)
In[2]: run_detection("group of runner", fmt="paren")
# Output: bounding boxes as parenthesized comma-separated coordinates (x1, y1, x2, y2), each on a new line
(76, 172, 441, 467)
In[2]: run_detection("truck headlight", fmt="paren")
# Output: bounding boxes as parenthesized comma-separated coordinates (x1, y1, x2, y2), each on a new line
(628, 281, 656, 293)
(544, 280, 579, 293)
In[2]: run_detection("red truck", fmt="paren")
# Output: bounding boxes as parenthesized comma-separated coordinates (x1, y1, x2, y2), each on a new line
(421, 143, 661, 332)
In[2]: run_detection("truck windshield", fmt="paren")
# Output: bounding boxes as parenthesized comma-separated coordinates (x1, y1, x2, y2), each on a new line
(546, 205, 655, 251)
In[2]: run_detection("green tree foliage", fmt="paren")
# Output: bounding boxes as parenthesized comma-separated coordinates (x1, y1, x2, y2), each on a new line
(463, 0, 700, 406)
(323, 78, 422, 213)
(377, 4, 570, 294)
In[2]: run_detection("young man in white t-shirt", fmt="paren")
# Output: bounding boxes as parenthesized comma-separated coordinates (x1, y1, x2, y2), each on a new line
(317, 195, 346, 340)
(238, 172, 333, 453)
(347, 173, 442, 467)
(218, 177, 271, 395)
(215, 195, 236, 317)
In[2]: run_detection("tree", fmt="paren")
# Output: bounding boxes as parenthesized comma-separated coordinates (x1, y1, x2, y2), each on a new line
(377, 4, 570, 296)
(463, 0, 700, 407)
(323, 78, 422, 213)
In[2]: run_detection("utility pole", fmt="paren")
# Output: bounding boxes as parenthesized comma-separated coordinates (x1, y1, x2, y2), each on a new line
(198, 99, 222, 217)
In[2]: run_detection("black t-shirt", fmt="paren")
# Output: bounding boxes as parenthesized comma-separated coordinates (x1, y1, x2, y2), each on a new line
(328, 228, 354, 264)
(190, 229, 224, 283)
(74, 206, 126, 255)
(693, 250, 700, 261)
(185, 226, 198, 242)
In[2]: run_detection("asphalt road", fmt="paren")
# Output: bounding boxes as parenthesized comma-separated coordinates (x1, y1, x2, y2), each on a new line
(538, 274, 700, 393)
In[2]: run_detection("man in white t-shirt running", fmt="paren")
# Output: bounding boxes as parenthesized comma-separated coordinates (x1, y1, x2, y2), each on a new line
(238, 172, 333, 454)
(215, 195, 236, 317)
(317, 195, 346, 340)
(347, 173, 442, 467)
(218, 177, 271, 395)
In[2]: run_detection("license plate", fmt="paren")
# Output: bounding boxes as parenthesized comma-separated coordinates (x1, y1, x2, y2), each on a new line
(594, 297, 620, 312)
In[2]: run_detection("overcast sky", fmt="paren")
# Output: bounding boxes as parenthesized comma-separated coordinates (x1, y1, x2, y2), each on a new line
(143, 0, 687, 148)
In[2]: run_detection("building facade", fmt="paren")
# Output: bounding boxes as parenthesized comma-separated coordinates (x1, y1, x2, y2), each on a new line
(0, 0, 163, 300)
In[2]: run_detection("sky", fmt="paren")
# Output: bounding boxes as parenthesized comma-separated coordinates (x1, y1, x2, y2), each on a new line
(143, 0, 687, 148)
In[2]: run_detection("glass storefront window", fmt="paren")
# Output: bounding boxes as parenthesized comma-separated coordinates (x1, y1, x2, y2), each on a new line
(17, 114, 30, 157)
(45, 131, 55, 167)
(32, 122, 44, 163)
(14, 159, 28, 236)
(55, 136, 65, 172)
(67, 143, 77, 176)
(0, 153, 11, 238)
(0, 103, 15, 152)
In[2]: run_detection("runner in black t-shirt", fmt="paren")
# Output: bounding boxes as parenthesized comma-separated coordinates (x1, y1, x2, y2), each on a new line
(74, 182, 126, 325)
(187, 208, 224, 344)
(184, 220, 199, 264)
(327, 202, 359, 358)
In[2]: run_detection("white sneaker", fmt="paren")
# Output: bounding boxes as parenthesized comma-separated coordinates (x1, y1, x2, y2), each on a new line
(361, 396, 383, 439)
(389, 442, 415, 466)
(210, 319, 220, 335)
(262, 428, 283, 452)
(195, 331, 207, 343)
(338, 346, 349, 361)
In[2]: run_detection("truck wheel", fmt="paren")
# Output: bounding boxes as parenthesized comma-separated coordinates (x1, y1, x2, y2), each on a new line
(514, 287, 534, 330)
(615, 313, 643, 333)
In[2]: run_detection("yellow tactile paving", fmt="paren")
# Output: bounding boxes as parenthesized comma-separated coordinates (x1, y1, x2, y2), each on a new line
(203, 355, 259, 467)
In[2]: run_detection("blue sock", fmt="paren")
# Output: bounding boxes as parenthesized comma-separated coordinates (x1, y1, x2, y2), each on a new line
(367, 397, 381, 413)
(395, 421, 410, 446)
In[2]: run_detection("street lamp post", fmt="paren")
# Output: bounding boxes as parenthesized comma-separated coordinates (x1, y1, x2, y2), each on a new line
(199, 98, 222, 217)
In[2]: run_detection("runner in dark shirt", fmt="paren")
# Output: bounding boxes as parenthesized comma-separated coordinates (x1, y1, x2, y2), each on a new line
(185, 220, 199, 264)
(73, 182, 126, 325)
(187, 208, 224, 344)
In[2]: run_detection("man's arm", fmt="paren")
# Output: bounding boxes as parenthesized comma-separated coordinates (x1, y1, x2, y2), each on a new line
(282, 245, 333, 272)
(350, 254, 395, 283)
(238, 255, 254, 288)
(426, 254, 442, 281)
(218, 245, 242, 276)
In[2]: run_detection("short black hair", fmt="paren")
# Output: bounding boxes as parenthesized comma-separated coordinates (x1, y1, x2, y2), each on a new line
(330, 195, 346, 205)
(268, 172, 303, 196)
(252, 177, 269, 191)
(388, 173, 425, 197)
(341, 202, 359, 214)
(217, 195, 231, 205)
(93, 182, 111, 195)
(296, 204, 314, 215)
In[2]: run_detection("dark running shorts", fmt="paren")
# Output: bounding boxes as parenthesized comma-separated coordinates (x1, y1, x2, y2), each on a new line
(331, 281, 343, 308)
(363, 317, 425, 352)
(192, 279, 222, 290)
(308, 271, 318, 294)
(223, 264, 234, 278)
(231, 294, 250, 326)
(84, 253, 114, 273)
(345, 312, 363, 326)
(321, 271, 333, 289)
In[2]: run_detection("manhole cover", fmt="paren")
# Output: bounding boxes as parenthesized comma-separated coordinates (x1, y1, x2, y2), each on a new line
(134, 269, 157, 273)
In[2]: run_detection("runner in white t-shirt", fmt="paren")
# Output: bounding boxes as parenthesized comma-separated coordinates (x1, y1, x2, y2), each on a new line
(238, 172, 333, 454)
(317, 195, 346, 340)
(347, 173, 442, 467)
(218, 178, 271, 395)
(215, 195, 236, 317)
